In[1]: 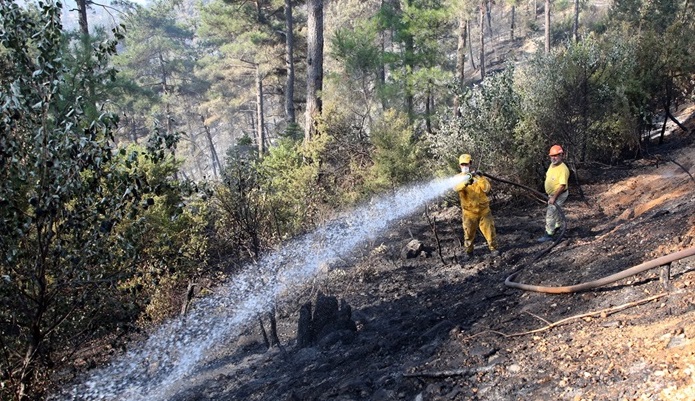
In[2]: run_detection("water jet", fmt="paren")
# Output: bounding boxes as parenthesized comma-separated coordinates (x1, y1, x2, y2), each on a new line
(56, 175, 465, 401)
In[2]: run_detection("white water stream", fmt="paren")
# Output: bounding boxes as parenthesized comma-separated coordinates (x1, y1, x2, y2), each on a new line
(61, 175, 464, 400)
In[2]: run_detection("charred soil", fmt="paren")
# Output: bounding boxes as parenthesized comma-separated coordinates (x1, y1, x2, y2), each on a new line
(172, 129, 695, 401)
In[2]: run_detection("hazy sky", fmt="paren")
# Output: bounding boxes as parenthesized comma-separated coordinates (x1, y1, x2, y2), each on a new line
(51, 0, 149, 31)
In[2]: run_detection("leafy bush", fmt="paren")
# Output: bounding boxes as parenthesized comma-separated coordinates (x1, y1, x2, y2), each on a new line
(211, 138, 327, 265)
(363, 109, 426, 194)
(429, 67, 521, 178)
(515, 35, 638, 167)
(0, 3, 204, 398)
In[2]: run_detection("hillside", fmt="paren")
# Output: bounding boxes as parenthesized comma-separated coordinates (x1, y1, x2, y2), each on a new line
(150, 112, 695, 401)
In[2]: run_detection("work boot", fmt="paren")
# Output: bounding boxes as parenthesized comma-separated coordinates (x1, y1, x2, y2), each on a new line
(461, 252, 472, 262)
(537, 233, 554, 243)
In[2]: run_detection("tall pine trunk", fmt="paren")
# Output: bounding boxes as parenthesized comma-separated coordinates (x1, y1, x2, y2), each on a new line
(284, 0, 296, 125)
(305, 0, 324, 142)
(256, 66, 265, 155)
(545, 0, 551, 53)
(573, 0, 579, 42)
(468, 20, 476, 70)
(454, 16, 467, 118)
(511, 5, 516, 41)
(201, 116, 221, 178)
(479, 4, 486, 79)
(77, 0, 88, 35)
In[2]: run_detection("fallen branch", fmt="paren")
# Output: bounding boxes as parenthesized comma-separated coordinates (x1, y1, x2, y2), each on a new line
(463, 292, 667, 340)
(506, 247, 695, 293)
(524, 310, 551, 325)
(665, 157, 695, 183)
(424, 205, 446, 265)
(403, 365, 495, 378)
(666, 110, 690, 135)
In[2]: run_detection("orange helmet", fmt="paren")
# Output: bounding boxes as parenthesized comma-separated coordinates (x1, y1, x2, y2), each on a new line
(548, 145, 564, 156)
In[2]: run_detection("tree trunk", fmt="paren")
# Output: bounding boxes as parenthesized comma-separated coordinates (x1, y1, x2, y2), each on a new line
(486, 0, 493, 36)
(158, 52, 177, 179)
(284, 0, 296, 125)
(305, 0, 324, 142)
(157, 51, 173, 137)
(180, 281, 196, 316)
(77, 0, 89, 35)
(201, 115, 221, 178)
(267, 307, 280, 347)
(467, 20, 476, 70)
(666, 110, 689, 136)
(454, 16, 467, 118)
(404, 27, 414, 116)
(259, 317, 270, 348)
(297, 302, 312, 348)
(256, 66, 265, 155)
(479, 4, 486, 79)
(545, 0, 551, 53)
(425, 81, 432, 134)
(573, 0, 579, 42)
(379, 0, 397, 111)
(511, 5, 516, 41)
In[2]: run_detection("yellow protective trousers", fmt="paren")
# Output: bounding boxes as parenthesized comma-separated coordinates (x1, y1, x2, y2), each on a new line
(462, 207, 498, 254)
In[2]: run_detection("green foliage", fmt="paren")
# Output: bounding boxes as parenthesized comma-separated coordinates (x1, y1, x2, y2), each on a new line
(364, 109, 426, 193)
(112, 0, 200, 143)
(309, 103, 373, 206)
(332, 24, 382, 77)
(213, 146, 267, 259)
(376, 0, 456, 117)
(551, 15, 576, 44)
(197, 0, 287, 152)
(258, 138, 326, 237)
(605, 0, 695, 146)
(4, 0, 695, 398)
(114, 145, 210, 326)
(515, 36, 638, 168)
(211, 137, 326, 262)
(430, 67, 521, 176)
(555, 0, 573, 12)
(526, 18, 541, 33)
(0, 2, 202, 398)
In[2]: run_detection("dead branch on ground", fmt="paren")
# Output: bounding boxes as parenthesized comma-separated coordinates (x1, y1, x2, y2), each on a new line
(463, 292, 667, 340)
(403, 365, 495, 378)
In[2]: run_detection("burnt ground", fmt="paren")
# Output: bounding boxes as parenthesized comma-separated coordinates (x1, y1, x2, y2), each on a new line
(169, 125, 695, 400)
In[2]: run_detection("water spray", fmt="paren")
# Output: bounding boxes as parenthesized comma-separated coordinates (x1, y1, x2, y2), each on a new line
(55, 174, 467, 401)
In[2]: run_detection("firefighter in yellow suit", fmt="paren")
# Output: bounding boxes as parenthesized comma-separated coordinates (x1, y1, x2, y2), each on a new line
(454, 154, 499, 261)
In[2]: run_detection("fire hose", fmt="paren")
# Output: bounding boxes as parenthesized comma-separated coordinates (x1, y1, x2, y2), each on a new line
(479, 171, 695, 294)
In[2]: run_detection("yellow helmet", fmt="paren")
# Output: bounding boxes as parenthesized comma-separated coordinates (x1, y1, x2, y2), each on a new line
(458, 154, 472, 164)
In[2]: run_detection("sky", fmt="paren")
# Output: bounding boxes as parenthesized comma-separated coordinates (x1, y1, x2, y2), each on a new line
(62, 0, 148, 31)
(14, 1, 149, 31)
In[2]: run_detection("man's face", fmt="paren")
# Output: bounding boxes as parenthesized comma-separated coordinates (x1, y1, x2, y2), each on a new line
(550, 154, 563, 166)
(460, 163, 470, 173)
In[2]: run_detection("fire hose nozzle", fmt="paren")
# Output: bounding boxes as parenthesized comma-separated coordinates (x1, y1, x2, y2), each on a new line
(462, 173, 473, 185)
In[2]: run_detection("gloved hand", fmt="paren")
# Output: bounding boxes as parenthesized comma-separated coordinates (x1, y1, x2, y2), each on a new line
(462, 173, 474, 186)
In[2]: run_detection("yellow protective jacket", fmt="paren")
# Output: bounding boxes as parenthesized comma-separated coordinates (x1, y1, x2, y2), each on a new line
(454, 173, 492, 214)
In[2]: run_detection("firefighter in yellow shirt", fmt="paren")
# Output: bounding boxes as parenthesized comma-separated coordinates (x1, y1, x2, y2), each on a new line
(538, 145, 570, 242)
(454, 154, 499, 261)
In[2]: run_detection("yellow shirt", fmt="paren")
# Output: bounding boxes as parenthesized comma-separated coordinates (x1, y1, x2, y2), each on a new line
(455, 173, 491, 213)
(544, 162, 570, 195)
